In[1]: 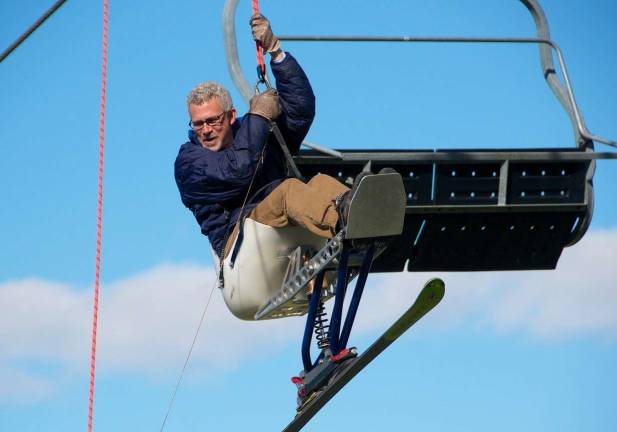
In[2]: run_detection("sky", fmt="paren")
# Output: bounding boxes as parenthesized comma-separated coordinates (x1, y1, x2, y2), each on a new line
(1, 0, 616, 431)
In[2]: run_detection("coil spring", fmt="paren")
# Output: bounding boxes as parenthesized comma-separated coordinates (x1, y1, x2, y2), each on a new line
(314, 300, 330, 350)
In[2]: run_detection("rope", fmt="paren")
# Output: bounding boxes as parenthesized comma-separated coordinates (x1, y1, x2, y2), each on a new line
(159, 279, 218, 432)
(87, 0, 108, 431)
(161, 134, 268, 430)
(251, 0, 265, 77)
(0, 0, 69, 64)
(249, 1, 303, 181)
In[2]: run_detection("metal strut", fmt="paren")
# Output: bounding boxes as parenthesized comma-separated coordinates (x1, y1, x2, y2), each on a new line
(339, 245, 374, 350)
(329, 244, 374, 355)
(302, 271, 326, 372)
(300, 242, 376, 373)
(328, 246, 351, 355)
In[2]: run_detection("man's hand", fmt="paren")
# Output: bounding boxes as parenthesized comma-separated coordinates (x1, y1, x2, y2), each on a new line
(250, 14, 281, 55)
(249, 88, 281, 121)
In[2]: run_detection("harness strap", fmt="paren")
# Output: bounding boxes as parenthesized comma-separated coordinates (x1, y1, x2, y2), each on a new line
(225, 124, 304, 271)
(218, 137, 270, 286)
(270, 121, 305, 180)
(226, 113, 306, 268)
(228, 178, 283, 267)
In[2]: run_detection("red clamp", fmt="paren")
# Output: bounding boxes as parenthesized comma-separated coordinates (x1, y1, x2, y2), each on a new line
(331, 348, 354, 363)
(291, 376, 306, 398)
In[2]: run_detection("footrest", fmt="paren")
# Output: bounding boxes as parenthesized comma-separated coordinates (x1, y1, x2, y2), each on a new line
(345, 172, 406, 239)
(254, 233, 389, 320)
(253, 232, 345, 320)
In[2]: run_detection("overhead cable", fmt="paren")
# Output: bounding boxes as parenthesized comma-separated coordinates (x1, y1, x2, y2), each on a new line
(0, 0, 69, 64)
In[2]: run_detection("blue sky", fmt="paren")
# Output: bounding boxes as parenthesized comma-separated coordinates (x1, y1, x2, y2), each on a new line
(1, 0, 616, 431)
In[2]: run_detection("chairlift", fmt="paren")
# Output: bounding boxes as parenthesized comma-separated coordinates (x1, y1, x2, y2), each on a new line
(223, 0, 617, 277)
(220, 1, 616, 428)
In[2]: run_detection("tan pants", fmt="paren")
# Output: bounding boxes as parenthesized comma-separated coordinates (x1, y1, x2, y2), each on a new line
(224, 174, 349, 258)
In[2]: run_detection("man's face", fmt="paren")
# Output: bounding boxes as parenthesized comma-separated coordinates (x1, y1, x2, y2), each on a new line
(188, 98, 236, 151)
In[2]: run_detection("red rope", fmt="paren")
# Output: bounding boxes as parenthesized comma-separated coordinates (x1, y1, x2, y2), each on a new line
(88, 0, 108, 431)
(252, 0, 265, 77)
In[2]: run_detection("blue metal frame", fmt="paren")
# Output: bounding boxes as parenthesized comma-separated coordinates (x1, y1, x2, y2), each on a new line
(301, 243, 376, 371)
(301, 270, 325, 372)
(339, 245, 375, 350)
(328, 246, 351, 354)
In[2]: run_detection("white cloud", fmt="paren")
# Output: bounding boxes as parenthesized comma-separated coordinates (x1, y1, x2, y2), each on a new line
(0, 278, 90, 364)
(95, 264, 303, 374)
(487, 230, 617, 338)
(1, 229, 616, 403)
(0, 265, 302, 374)
(358, 229, 617, 340)
(0, 366, 55, 404)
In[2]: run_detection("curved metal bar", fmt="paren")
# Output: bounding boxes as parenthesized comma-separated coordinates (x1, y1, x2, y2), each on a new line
(516, 1, 615, 150)
(520, 0, 601, 246)
(518, 0, 580, 145)
(223, 0, 253, 105)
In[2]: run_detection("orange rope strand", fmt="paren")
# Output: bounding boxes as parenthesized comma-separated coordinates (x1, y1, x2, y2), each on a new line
(87, 0, 108, 430)
(252, 0, 265, 77)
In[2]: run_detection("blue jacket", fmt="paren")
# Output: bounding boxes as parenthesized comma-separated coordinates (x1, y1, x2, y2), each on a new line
(174, 53, 315, 257)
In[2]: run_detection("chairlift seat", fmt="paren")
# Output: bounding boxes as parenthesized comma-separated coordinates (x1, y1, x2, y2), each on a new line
(295, 148, 592, 272)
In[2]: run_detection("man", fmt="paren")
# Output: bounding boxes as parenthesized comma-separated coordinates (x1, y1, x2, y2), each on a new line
(175, 15, 352, 264)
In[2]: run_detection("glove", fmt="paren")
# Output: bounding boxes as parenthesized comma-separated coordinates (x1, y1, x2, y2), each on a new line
(250, 14, 281, 54)
(249, 88, 281, 121)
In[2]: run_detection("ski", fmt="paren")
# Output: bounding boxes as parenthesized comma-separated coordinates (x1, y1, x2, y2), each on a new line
(282, 278, 445, 432)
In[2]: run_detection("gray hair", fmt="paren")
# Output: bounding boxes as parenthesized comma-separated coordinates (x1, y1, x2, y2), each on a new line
(187, 81, 233, 111)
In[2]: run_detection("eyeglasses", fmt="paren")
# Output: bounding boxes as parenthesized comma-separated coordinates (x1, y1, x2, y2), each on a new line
(189, 111, 227, 130)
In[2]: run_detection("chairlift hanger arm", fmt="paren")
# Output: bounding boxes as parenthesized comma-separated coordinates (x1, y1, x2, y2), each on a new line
(223, 0, 617, 155)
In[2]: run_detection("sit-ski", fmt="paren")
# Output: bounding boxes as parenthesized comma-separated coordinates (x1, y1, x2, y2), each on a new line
(217, 171, 445, 431)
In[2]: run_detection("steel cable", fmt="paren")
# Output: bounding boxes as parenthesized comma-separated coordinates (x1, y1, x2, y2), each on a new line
(0, 0, 69, 64)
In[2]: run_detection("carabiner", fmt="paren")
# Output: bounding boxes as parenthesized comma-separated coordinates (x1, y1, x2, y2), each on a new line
(254, 65, 272, 95)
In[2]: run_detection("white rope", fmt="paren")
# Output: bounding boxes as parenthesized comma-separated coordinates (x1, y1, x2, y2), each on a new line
(159, 277, 218, 431)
